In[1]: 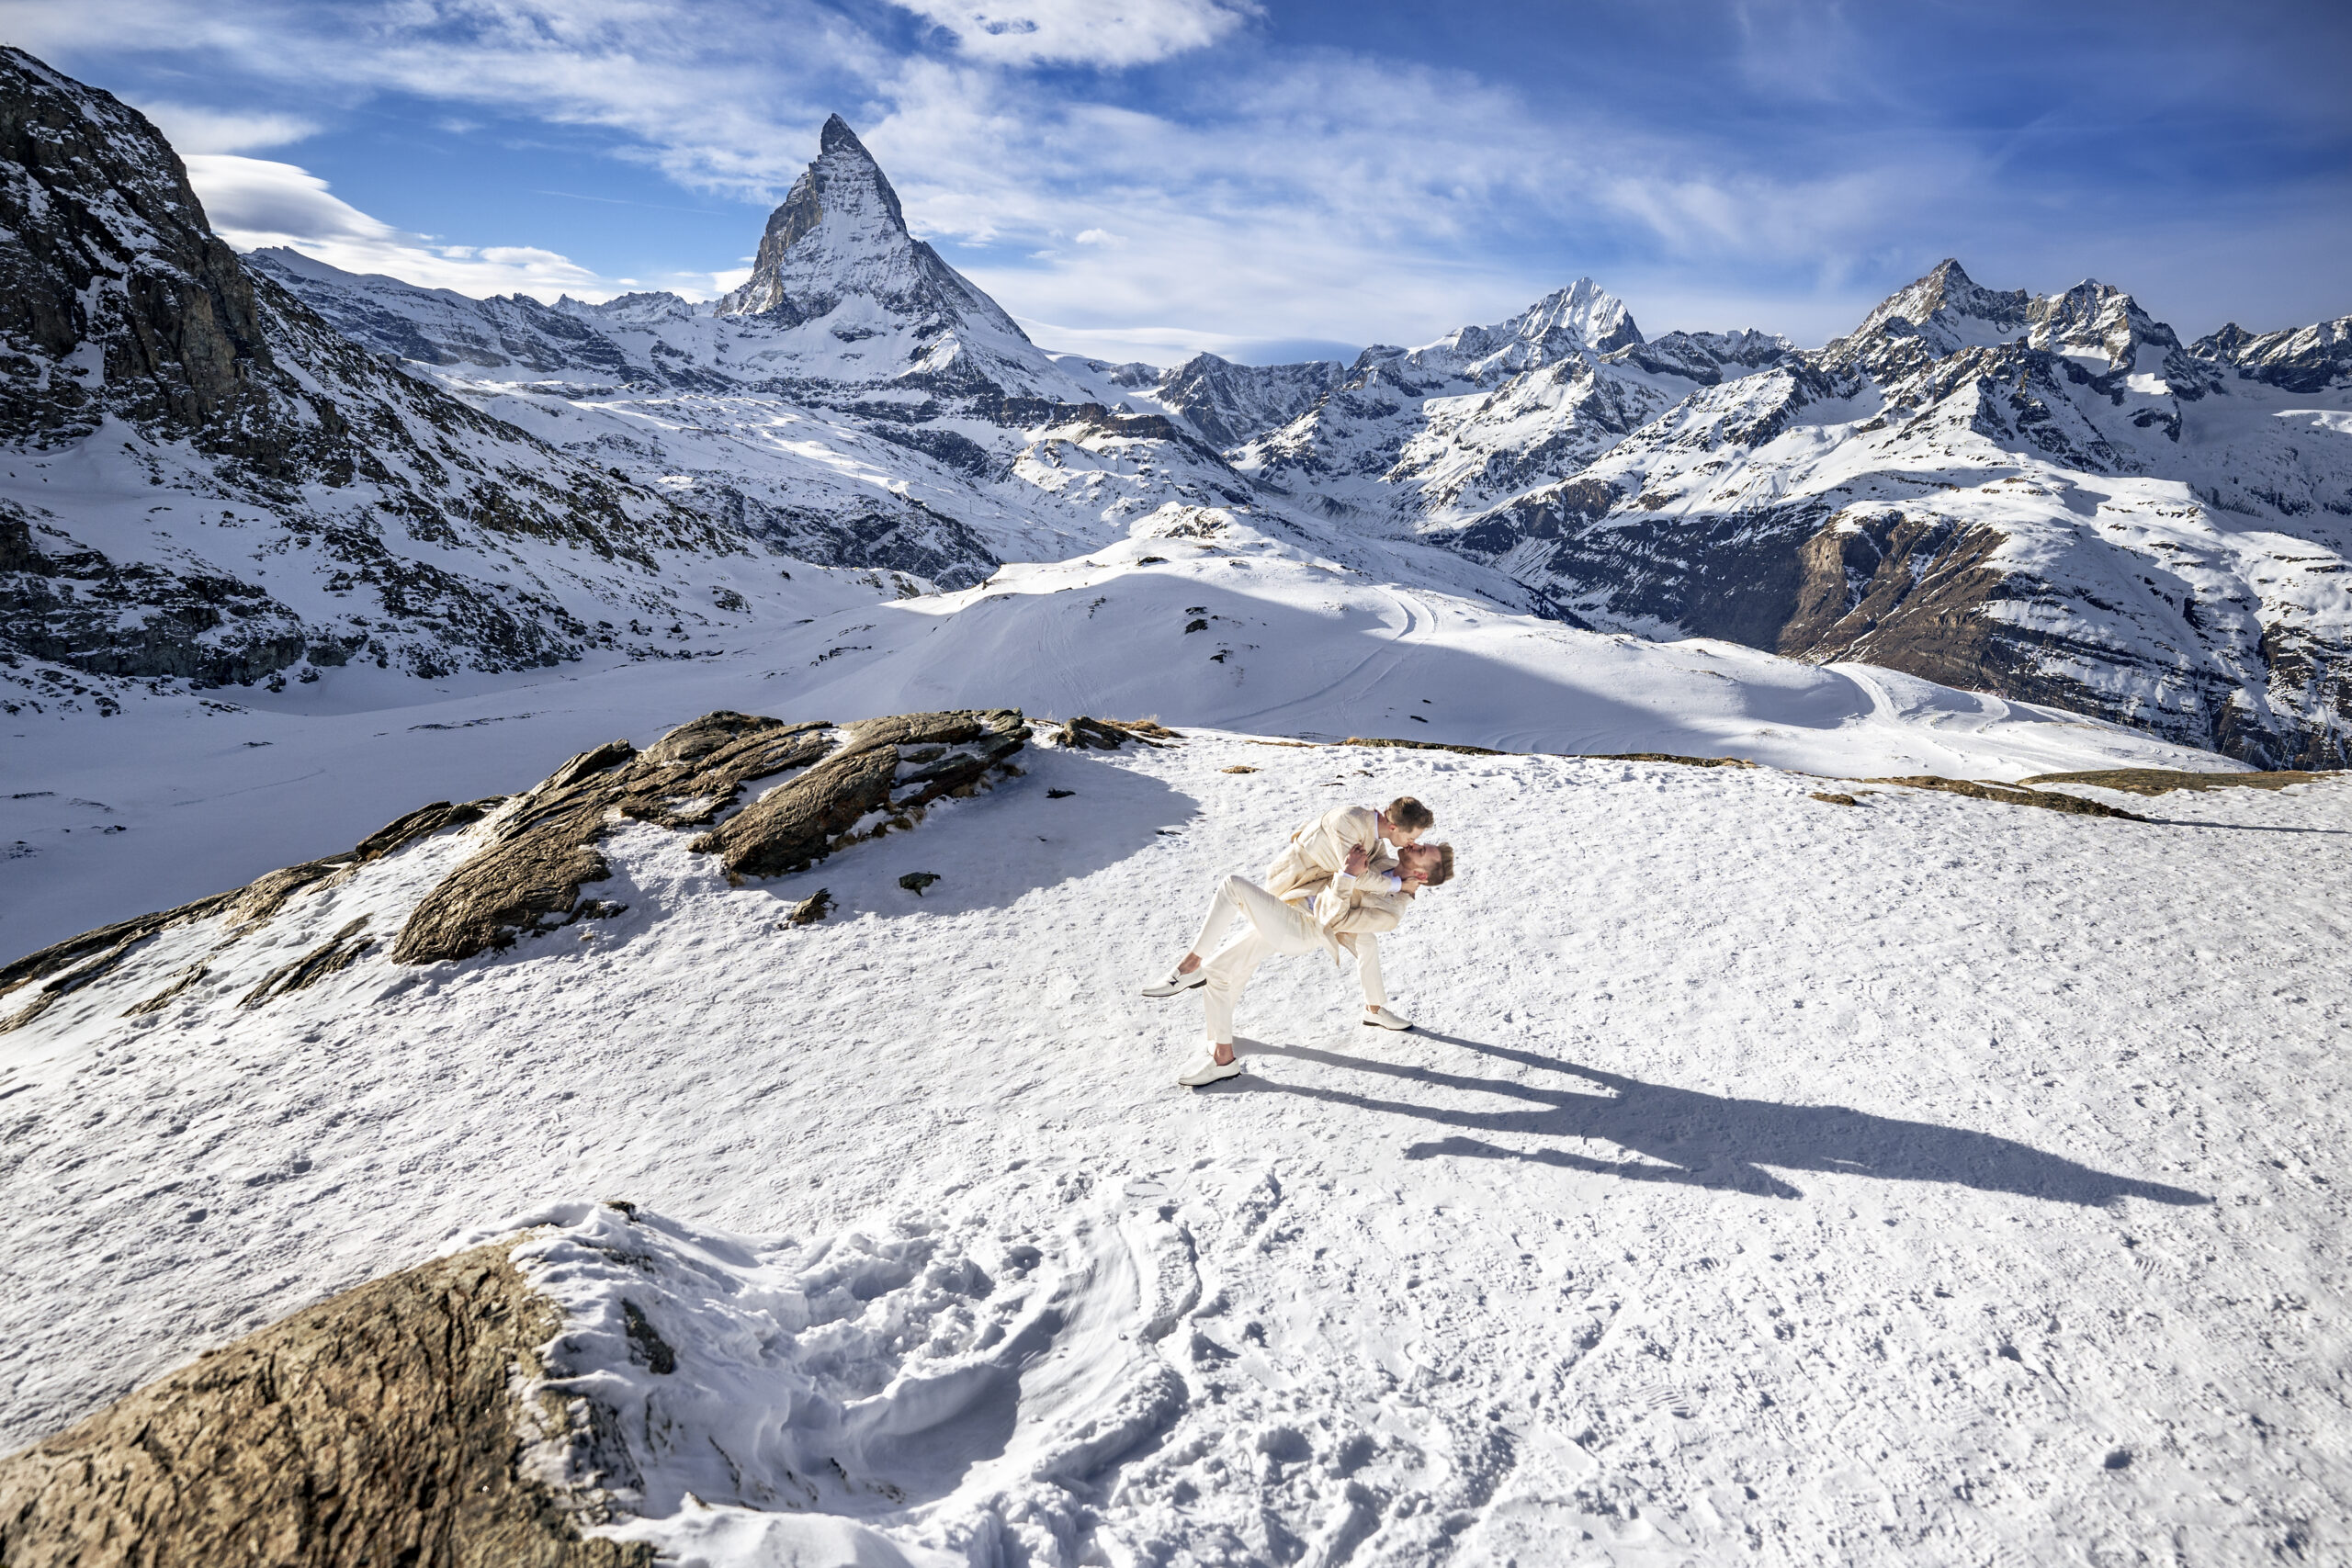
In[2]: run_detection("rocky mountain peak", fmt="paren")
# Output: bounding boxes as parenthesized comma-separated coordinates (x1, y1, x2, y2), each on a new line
(2026, 279, 2178, 372)
(1852, 258, 2033, 348)
(820, 112, 869, 158)
(1510, 277, 1644, 355)
(719, 114, 915, 318)
(709, 114, 1042, 387)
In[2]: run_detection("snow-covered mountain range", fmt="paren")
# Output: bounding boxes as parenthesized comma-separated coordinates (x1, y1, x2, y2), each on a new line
(4, 42, 2350, 773)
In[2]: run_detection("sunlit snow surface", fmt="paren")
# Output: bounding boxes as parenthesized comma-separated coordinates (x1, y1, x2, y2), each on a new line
(3, 638, 2346, 1562)
(0, 514, 2227, 957)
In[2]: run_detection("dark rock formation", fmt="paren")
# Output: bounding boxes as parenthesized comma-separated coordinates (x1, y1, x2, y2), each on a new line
(392, 713, 833, 964)
(694, 709, 1025, 879)
(1053, 716, 1179, 750)
(1863, 776, 2145, 820)
(2018, 767, 2329, 795)
(392, 709, 1025, 962)
(0, 1245, 649, 1568)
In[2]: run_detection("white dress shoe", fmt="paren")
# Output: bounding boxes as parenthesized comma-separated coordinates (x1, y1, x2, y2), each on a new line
(1178, 1051, 1244, 1087)
(1360, 1006, 1414, 1032)
(1142, 966, 1207, 998)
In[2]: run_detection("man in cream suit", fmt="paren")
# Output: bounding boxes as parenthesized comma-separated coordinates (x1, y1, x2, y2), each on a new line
(1145, 797, 1454, 1085)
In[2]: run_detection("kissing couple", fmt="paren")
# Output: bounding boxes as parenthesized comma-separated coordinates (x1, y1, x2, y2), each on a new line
(1144, 795, 1454, 1087)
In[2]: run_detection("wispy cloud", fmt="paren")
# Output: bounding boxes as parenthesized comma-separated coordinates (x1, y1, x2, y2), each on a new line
(12, 0, 2349, 353)
(185, 154, 628, 300)
(135, 100, 319, 154)
(890, 0, 1256, 67)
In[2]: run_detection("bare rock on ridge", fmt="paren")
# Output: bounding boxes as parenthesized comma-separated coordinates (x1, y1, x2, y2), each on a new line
(0, 1245, 649, 1568)
(0, 795, 499, 1029)
(394, 707, 1028, 963)
(391, 712, 831, 964)
(695, 707, 1026, 879)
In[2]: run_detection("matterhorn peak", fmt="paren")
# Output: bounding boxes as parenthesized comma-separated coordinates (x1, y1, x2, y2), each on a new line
(718, 113, 925, 320)
(820, 113, 870, 158)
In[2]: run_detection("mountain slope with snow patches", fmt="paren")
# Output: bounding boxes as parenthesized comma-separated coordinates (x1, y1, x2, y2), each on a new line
(1440, 262, 2352, 767)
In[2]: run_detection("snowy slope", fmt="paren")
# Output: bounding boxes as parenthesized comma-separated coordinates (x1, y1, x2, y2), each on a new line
(0, 505, 2231, 961)
(3, 715, 2343, 1565)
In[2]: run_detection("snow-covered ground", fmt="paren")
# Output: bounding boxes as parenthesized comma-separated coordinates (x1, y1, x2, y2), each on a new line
(0, 513, 2229, 960)
(6, 683, 2347, 1562)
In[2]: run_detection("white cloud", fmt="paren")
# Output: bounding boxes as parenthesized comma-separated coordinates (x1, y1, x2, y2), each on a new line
(183, 154, 623, 302)
(17, 0, 2346, 348)
(1073, 228, 1125, 246)
(889, 0, 1255, 66)
(136, 100, 319, 154)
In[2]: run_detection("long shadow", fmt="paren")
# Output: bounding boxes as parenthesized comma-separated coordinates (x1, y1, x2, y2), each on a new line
(1213, 1030, 2209, 1208)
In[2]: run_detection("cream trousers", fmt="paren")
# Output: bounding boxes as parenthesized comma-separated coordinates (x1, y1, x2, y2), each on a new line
(1191, 874, 1386, 1045)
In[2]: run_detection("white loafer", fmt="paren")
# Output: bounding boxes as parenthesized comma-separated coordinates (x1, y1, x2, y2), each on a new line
(1178, 1051, 1243, 1087)
(1361, 1006, 1414, 1032)
(1142, 967, 1206, 998)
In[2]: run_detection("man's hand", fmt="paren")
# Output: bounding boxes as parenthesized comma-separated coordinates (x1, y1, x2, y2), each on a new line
(1343, 843, 1370, 876)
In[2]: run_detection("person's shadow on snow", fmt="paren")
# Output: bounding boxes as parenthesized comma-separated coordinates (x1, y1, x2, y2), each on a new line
(1219, 1031, 2209, 1208)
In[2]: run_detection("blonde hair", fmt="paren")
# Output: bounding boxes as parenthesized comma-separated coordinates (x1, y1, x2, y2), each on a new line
(1411, 841, 1454, 887)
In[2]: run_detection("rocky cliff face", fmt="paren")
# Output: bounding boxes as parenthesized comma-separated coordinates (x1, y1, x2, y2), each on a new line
(1433, 262, 2352, 767)
(0, 47, 802, 700)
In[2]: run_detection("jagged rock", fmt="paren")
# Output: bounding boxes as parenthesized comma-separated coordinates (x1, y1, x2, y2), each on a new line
(695, 709, 1024, 880)
(898, 872, 940, 897)
(238, 916, 374, 1008)
(784, 888, 835, 926)
(1864, 776, 2146, 820)
(392, 714, 831, 964)
(2017, 768, 2329, 795)
(1054, 716, 1177, 750)
(384, 709, 1023, 961)
(0, 1245, 649, 1568)
(0, 795, 499, 1021)
(1341, 736, 1506, 757)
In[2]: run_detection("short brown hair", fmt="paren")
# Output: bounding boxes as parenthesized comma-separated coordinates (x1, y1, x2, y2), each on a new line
(1411, 841, 1454, 886)
(1385, 795, 1434, 832)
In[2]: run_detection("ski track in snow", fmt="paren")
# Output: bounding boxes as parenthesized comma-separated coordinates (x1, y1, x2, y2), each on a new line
(4, 726, 2347, 1565)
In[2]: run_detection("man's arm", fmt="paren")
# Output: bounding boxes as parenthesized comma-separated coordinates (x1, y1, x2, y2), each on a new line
(1296, 806, 1377, 878)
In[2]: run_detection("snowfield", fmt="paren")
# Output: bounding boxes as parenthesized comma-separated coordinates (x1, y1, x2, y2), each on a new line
(4, 708, 2346, 1565)
(0, 512, 2230, 961)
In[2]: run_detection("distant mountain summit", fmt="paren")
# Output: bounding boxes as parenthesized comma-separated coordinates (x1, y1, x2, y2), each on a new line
(710, 114, 1046, 394)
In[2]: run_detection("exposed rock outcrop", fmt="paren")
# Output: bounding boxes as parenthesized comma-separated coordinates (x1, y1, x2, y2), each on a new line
(394, 708, 1026, 962)
(0, 1245, 649, 1568)
(694, 708, 1025, 879)
(0, 795, 497, 1029)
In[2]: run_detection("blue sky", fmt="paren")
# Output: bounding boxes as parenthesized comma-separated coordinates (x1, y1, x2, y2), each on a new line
(7, 0, 2347, 364)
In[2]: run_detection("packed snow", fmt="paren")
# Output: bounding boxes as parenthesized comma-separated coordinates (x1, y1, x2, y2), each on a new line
(2, 707, 2346, 1564)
